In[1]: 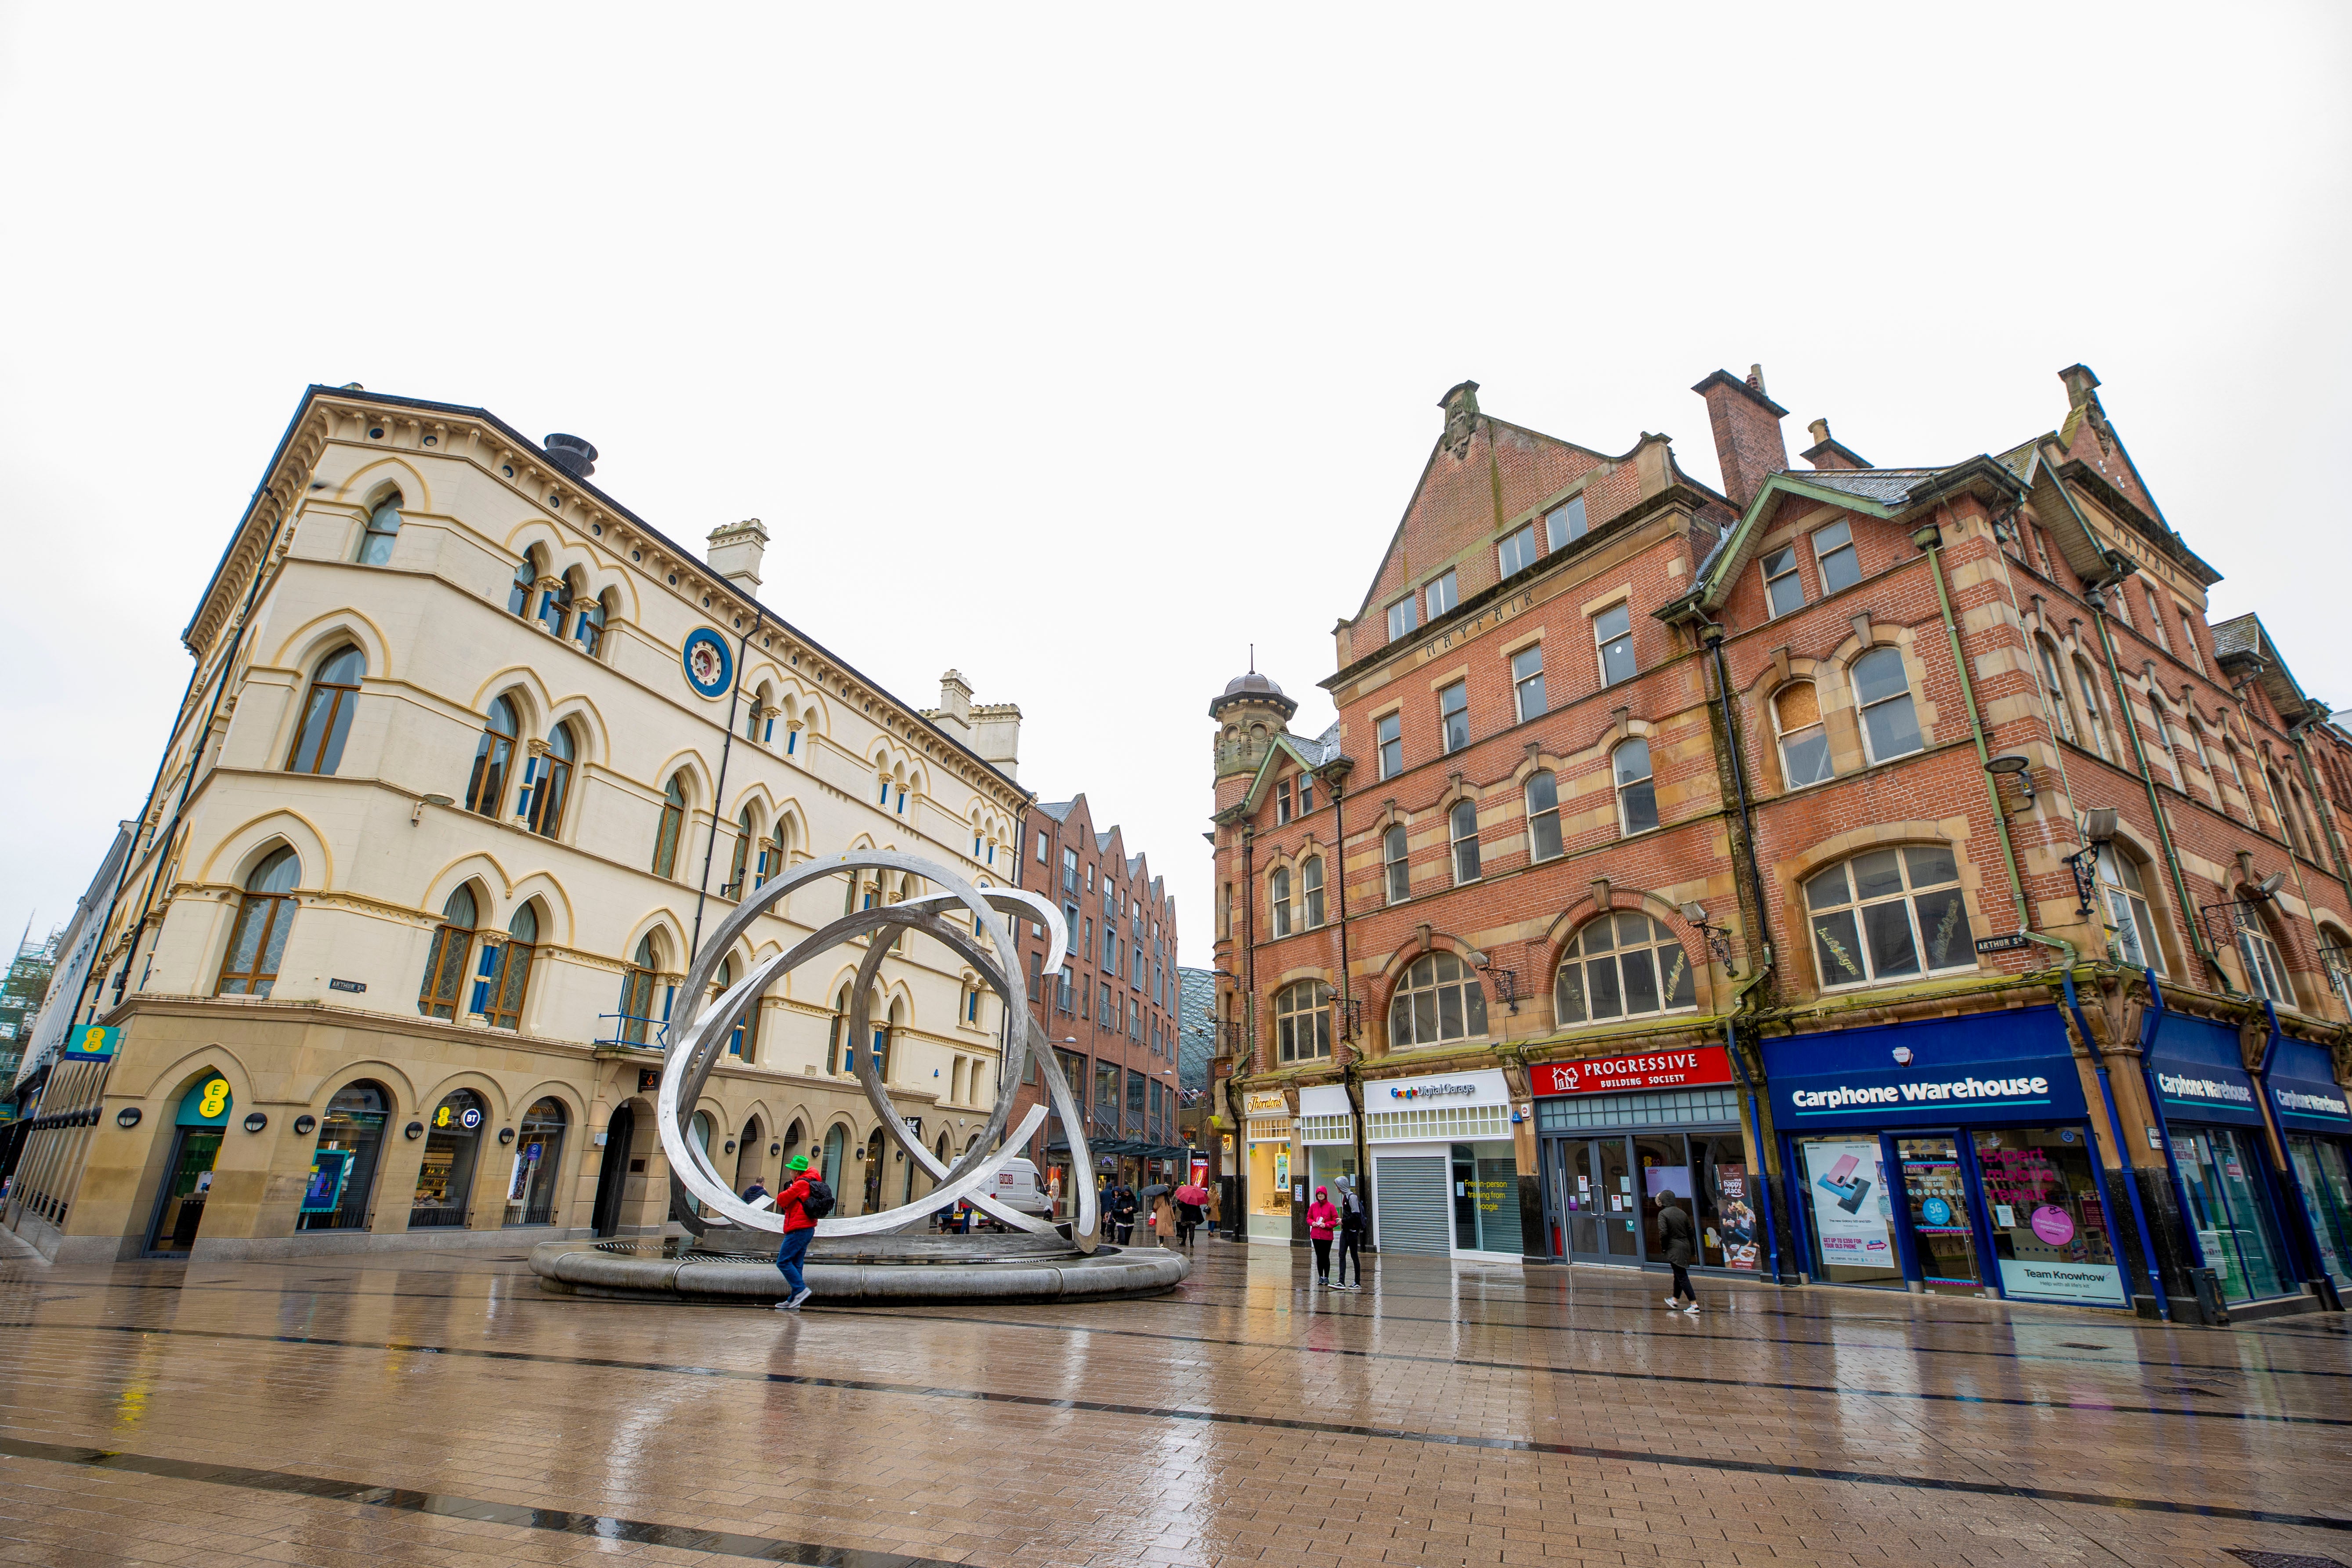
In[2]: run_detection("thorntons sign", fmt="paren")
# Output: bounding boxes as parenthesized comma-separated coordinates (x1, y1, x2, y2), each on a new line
(1535, 1047, 1733, 1097)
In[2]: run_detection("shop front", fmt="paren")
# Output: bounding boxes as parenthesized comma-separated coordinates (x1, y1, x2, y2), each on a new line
(2146, 1010, 2298, 1307)
(1532, 1046, 1757, 1275)
(2267, 1037, 2352, 1289)
(1297, 1084, 1359, 1208)
(145, 1073, 232, 1257)
(1242, 1090, 1294, 1244)
(1363, 1069, 1520, 1262)
(1765, 1008, 2131, 1308)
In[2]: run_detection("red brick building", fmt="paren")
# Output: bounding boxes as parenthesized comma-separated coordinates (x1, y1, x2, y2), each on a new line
(1210, 368, 2352, 1322)
(1007, 793, 1184, 1207)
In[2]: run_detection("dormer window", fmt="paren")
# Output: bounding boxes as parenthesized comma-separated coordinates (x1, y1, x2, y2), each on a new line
(1276, 781, 1292, 824)
(1387, 595, 1418, 641)
(1426, 569, 1459, 617)
(1545, 496, 1587, 550)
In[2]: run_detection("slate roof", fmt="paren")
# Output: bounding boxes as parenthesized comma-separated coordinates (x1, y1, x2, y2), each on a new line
(1784, 467, 1947, 506)
(1036, 800, 1076, 822)
(1294, 721, 1344, 768)
(2211, 615, 2261, 659)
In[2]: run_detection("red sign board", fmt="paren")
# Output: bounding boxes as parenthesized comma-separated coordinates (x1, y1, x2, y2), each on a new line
(1532, 1046, 1734, 1097)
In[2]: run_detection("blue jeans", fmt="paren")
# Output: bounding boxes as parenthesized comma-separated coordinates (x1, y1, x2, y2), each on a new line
(774, 1226, 814, 1296)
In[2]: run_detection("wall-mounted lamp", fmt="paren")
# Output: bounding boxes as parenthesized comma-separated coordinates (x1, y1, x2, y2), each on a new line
(2251, 871, 2287, 900)
(769, 1142, 781, 1156)
(498, 1127, 516, 1145)
(1676, 901, 1739, 977)
(242, 1112, 268, 1134)
(294, 1114, 317, 1136)
(1984, 753, 2035, 809)
(412, 793, 455, 824)
(116, 1107, 141, 1129)
(404, 1120, 425, 1140)
(724, 1139, 736, 1154)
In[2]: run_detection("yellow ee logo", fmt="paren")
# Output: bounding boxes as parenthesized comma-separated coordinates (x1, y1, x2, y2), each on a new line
(81, 1027, 107, 1052)
(198, 1080, 230, 1119)
(435, 1105, 451, 1128)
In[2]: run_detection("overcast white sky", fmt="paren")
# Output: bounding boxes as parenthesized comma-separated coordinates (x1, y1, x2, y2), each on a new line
(4, 5, 2348, 967)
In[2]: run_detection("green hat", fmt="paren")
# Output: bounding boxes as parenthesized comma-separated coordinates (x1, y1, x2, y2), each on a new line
(787, 1154, 812, 1172)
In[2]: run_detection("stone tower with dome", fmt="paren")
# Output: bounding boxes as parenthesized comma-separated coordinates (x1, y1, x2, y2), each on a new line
(1208, 669, 1297, 792)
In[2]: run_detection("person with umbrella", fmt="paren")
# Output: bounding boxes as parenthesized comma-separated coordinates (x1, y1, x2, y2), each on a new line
(1173, 1180, 1207, 1247)
(1136, 1182, 1172, 1248)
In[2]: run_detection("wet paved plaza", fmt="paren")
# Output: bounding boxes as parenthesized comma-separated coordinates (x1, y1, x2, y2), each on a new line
(0, 1233, 2348, 1568)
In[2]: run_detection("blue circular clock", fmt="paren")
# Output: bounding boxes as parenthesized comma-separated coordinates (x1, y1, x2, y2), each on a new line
(682, 628, 733, 698)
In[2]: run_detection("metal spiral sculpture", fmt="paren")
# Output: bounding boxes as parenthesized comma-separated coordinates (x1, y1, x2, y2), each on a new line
(656, 850, 1098, 1252)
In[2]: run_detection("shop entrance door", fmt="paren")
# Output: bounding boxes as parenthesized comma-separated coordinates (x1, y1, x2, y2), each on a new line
(1550, 1137, 1641, 1263)
(145, 1126, 224, 1256)
(1894, 1135, 1984, 1295)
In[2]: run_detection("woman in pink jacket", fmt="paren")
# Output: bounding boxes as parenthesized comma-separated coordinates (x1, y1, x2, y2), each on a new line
(1307, 1187, 1340, 1286)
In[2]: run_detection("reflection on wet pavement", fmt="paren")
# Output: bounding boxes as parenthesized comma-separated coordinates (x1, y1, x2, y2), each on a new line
(0, 1236, 2347, 1566)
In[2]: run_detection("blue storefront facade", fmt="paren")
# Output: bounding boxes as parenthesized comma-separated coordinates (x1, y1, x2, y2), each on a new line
(1762, 1008, 2140, 1309)
(2141, 1005, 2305, 1309)
(2268, 1034, 2352, 1293)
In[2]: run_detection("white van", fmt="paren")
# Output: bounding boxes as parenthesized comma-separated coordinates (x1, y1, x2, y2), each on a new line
(986, 1158, 1050, 1217)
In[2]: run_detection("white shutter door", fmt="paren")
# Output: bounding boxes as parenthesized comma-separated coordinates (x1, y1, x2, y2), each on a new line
(1374, 1154, 1450, 1256)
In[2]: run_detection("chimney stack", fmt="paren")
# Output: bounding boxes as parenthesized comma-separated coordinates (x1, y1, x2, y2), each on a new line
(705, 518, 768, 598)
(1690, 363, 1790, 511)
(1800, 416, 1872, 472)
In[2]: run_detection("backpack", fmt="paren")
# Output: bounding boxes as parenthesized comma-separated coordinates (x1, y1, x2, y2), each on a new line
(799, 1178, 836, 1220)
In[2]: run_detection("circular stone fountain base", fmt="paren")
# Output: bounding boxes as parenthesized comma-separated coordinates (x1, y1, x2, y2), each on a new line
(528, 1231, 1186, 1305)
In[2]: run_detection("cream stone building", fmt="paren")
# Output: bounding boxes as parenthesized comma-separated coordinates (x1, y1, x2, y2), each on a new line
(6, 386, 1033, 1262)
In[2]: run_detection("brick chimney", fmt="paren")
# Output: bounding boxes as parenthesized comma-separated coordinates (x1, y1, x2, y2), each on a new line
(1800, 417, 1871, 472)
(1691, 363, 1789, 511)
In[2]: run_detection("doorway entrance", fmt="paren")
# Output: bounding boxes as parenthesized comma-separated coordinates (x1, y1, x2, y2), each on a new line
(591, 1103, 636, 1237)
(145, 1073, 235, 1257)
(1541, 1129, 1756, 1271)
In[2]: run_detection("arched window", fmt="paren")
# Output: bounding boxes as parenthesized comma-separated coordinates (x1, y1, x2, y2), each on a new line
(651, 775, 688, 878)
(1852, 647, 1922, 763)
(2074, 657, 2114, 760)
(821, 1124, 846, 1190)
(713, 956, 745, 1056)
(1555, 912, 1697, 1024)
(1614, 738, 1657, 834)
(1773, 684, 1831, 788)
(411, 1088, 485, 1228)
(418, 884, 478, 1020)
(297, 1080, 387, 1232)
(727, 805, 758, 896)
(526, 723, 574, 838)
(2186, 720, 2218, 803)
(1526, 770, 1563, 861)
(507, 552, 539, 617)
(875, 999, 901, 1081)
(1389, 952, 1487, 1047)
(1301, 857, 1325, 928)
(216, 847, 299, 997)
(286, 646, 365, 775)
(1450, 799, 1481, 884)
(355, 491, 403, 565)
(2320, 928, 2352, 1010)
(2238, 909, 2294, 1007)
(478, 902, 538, 1031)
(619, 934, 661, 1046)
(1270, 866, 1292, 937)
(1805, 846, 1975, 989)
(2034, 637, 2077, 743)
(828, 985, 856, 1072)
(2097, 851, 2165, 975)
(748, 683, 771, 742)
(1384, 823, 1411, 904)
(572, 590, 607, 658)
(506, 1097, 567, 1226)
(464, 696, 520, 817)
(1275, 980, 1332, 1062)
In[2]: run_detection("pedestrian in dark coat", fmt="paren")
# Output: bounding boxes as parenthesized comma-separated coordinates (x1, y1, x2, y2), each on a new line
(1658, 1195, 1700, 1312)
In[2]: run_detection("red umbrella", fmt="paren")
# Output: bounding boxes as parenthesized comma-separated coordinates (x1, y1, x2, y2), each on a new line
(1175, 1184, 1209, 1205)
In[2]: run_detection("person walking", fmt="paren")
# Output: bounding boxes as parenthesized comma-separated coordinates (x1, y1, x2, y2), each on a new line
(1152, 1192, 1176, 1248)
(1306, 1186, 1339, 1286)
(771, 1154, 824, 1312)
(1658, 1193, 1700, 1312)
(740, 1176, 769, 1207)
(1206, 1182, 1222, 1240)
(1108, 1183, 1137, 1246)
(1335, 1177, 1367, 1290)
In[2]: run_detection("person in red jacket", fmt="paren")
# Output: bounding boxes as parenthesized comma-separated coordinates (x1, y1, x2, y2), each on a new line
(772, 1155, 819, 1311)
(1306, 1186, 1340, 1287)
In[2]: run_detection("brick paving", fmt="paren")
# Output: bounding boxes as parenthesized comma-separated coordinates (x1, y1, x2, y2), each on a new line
(0, 1235, 2347, 1567)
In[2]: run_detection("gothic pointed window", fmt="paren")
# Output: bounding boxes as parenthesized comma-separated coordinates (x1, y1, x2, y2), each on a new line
(526, 723, 574, 838)
(215, 847, 299, 997)
(418, 884, 478, 1020)
(355, 491, 403, 565)
(464, 696, 520, 817)
(477, 902, 537, 1030)
(286, 646, 365, 775)
(619, 934, 662, 1046)
(651, 775, 688, 878)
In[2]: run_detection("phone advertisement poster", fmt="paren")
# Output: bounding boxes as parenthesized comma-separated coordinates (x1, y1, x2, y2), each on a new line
(1802, 1140, 1892, 1267)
